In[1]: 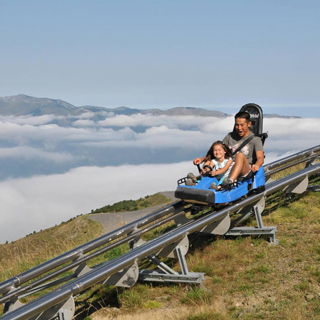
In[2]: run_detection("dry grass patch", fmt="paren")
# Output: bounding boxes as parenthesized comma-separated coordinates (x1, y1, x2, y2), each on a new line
(0, 216, 102, 316)
(0, 217, 102, 281)
(91, 305, 227, 320)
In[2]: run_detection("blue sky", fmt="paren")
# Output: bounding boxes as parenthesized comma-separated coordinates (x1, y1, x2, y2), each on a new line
(1, 0, 320, 117)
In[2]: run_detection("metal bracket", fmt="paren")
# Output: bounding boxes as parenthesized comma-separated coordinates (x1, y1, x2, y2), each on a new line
(41, 296, 75, 320)
(139, 245, 204, 285)
(226, 198, 278, 245)
(3, 296, 24, 315)
(103, 262, 139, 288)
(157, 235, 189, 258)
(199, 214, 230, 235)
(307, 185, 320, 192)
(283, 176, 308, 194)
(306, 157, 319, 168)
(74, 261, 92, 277)
(230, 197, 265, 228)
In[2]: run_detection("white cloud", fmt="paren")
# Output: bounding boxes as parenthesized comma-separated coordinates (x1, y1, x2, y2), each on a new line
(73, 112, 95, 119)
(79, 116, 320, 153)
(0, 113, 319, 243)
(0, 115, 319, 168)
(76, 115, 320, 153)
(97, 114, 229, 130)
(72, 119, 96, 127)
(0, 162, 192, 243)
(263, 118, 320, 153)
(0, 146, 74, 162)
(79, 126, 217, 150)
(0, 115, 60, 126)
(0, 121, 96, 143)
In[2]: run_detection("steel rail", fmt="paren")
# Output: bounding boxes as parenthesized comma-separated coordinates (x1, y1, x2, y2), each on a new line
(2, 163, 320, 320)
(0, 201, 184, 295)
(264, 145, 320, 175)
(0, 208, 189, 304)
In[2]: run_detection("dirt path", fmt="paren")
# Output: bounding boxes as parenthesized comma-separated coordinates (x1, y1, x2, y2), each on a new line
(87, 191, 178, 234)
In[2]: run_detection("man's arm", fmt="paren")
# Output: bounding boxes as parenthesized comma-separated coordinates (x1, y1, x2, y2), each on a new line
(251, 150, 264, 172)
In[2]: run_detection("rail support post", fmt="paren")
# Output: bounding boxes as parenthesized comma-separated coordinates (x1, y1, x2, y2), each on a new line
(139, 240, 205, 285)
(226, 197, 279, 245)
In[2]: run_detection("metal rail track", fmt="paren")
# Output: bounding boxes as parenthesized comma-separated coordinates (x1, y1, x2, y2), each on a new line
(0, 201, 185, 297)
(264, 144, 320, 178)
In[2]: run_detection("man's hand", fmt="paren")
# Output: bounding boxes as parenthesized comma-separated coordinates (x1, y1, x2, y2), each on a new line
(251, 164, 260, 173)
(252, 151, 264, 173)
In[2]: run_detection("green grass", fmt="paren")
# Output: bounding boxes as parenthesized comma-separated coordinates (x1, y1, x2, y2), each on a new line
(0, 216, 102, 283)
(90, 192, 172, 213)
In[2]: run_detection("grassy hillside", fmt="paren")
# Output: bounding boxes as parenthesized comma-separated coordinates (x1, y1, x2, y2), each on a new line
(0, 217, 103, 283)
(1, 176, 320, 320)
(87, 185, 320, 320)
(90, 192, 172, 213)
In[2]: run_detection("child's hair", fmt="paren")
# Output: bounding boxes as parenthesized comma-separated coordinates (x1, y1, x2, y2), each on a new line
(205, 141, 233, 161)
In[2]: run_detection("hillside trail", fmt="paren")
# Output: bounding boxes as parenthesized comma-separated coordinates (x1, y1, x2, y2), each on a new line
(87, 191, 178, 235)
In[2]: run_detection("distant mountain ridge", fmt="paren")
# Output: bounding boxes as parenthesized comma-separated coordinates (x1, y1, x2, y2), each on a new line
(0, 94, 229, 117)
(0, 94, 298, 118)
(0, 94, 80, 116)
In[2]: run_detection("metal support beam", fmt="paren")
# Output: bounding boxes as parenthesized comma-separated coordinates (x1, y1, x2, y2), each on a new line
(284, 176, 308, 194)
(225, 226, 278, 245)
(138, 270, 204, 284)
(139, 245, 204, 284)
(40, 296, 75, 320)
(176, 246, 189, 276)
(226, 197, 278, 245)
(146, 255, 178, 275)
(199, 214, 231, 235)
(157, 235, 189, 258)
(103, 262, 139, 288)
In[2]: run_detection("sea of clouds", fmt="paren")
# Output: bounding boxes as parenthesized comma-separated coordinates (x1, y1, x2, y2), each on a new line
(0, 113, 319, 243)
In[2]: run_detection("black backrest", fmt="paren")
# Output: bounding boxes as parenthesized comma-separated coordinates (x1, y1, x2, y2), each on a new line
(240, 103, 263, 136)
(239, 103, 268, 145)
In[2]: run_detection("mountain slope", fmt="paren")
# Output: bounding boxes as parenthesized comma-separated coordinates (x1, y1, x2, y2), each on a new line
(0, 94, 81, 116)
(0, 94, 299, 118)
(0, 95, 229, 117)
